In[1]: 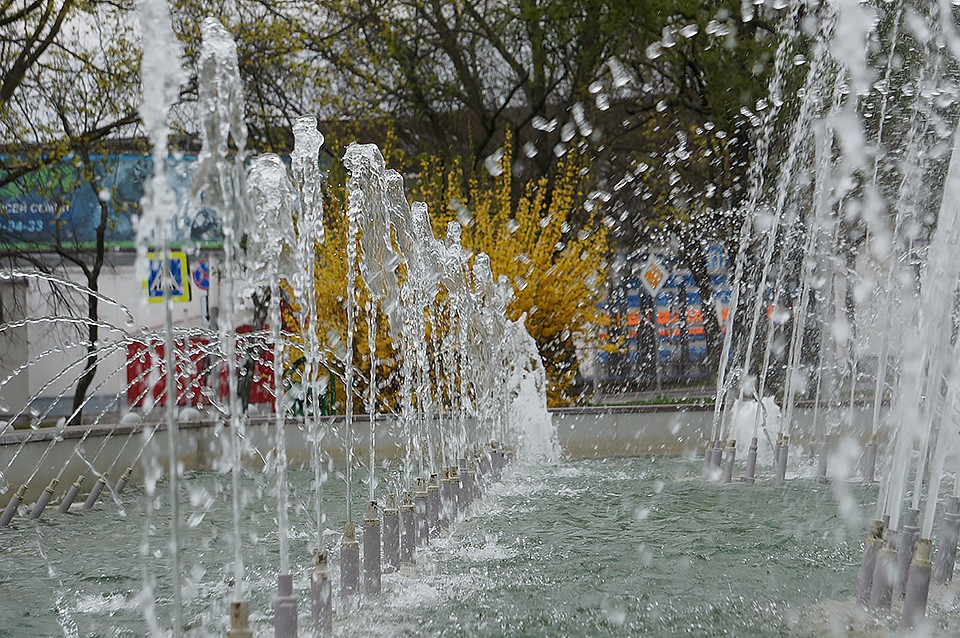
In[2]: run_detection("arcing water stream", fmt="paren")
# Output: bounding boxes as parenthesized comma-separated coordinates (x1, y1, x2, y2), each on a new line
(0, 7, 560, 635)
(704, 0, 960, 630)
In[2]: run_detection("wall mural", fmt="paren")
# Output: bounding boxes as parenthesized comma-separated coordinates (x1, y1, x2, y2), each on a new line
(0, 154, 222, 246)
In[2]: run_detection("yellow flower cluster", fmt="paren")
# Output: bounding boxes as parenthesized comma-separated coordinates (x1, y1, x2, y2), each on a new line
(285, 134, 608, 409)
(414, 131, 609, 403)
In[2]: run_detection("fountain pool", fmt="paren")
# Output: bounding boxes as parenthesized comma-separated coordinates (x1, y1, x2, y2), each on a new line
(9, 1, 960, 635)
(1, 456, 925, 637)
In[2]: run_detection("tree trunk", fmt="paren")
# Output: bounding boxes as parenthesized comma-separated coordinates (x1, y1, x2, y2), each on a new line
(238, 289, 270, 413)
(69, 289, 99, 426)
(68, 159, 108, 426)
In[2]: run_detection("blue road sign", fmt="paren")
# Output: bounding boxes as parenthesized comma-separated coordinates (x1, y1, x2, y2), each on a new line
(146, 252, 191, 303)
(192, 259, 210, 291)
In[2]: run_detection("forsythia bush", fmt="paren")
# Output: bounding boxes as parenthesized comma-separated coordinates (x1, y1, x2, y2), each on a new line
(280, 187, 400, 414)
(413, 133, 609, 403)
(284, 133, 609, 409)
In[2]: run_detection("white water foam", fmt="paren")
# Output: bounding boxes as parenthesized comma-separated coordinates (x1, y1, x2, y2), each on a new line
(505, 317, 560, 464)
(727, 397, 782, 466)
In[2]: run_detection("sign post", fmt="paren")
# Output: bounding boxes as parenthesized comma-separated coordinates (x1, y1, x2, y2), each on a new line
(192, 258, 211, 323)
(639, 257, 668, 297)
(640, 257, 670, 395)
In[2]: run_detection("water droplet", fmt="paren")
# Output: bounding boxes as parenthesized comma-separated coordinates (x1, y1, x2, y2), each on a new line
(661, 27, 676, 49)
(531, 116, 557, 132)
(484, 148, 505, 176)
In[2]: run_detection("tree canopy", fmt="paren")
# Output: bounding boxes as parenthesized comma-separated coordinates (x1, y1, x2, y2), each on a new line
(0, 0, 786, 406)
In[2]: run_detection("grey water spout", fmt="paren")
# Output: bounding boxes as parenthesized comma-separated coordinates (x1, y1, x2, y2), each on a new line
(340, 521, 360, 604)
(895, 508, 920, 598)
(29, 479, 58, 519)
(857, 519, 884, 607)
(227, 600, 252, 638)
(383, 494, 400, 573)
(401, 492, 415, 562)
(862, 435, 877, 484)
(363, 501, 382, 595)
(427, 474, 441, 536)
(414, 480, 429, 547)
(901, 538, 933, 630)
(0, 484, 25, 527)
(722, 440, 736, 484)
(273, 573, 297, 638)
(869, 528, 897, 609)
(815, 436, 829, 485)
(934, 497, 960, 584)
(114, 467, 133, 494)
(57, 475, 84, 513)
(774, 436, 789, 485)
(743, 437, 758, 484)
(311, 551, 332, 636)
(82, 475, 108, 510)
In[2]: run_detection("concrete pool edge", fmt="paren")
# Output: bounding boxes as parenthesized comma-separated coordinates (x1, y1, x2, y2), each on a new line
(0, 403, 885, 508)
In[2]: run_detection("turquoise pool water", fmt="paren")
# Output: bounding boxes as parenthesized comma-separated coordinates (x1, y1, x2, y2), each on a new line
(0, 456, 952, 636)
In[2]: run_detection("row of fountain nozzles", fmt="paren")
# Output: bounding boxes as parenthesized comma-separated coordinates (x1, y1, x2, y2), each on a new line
(0, 466, 134, 527)
(857, 498, 960, 631)
(238, 442, 512, 638)
(702, 433, 879, 486)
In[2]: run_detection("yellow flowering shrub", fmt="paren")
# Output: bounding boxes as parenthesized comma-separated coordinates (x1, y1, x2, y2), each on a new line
(285, 134, 608, 410)
(413, 132, 609, 403)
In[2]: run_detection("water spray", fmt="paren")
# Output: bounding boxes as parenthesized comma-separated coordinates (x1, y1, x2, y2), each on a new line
(400, 491, 415, 562)
(722, 441, 736, 484)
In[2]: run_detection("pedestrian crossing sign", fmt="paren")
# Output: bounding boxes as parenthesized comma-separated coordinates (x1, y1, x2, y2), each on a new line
(145, 252, 191, 303)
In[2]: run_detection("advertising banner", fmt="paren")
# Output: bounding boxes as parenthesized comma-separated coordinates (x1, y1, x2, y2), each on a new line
(0, 154, 222, 247)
